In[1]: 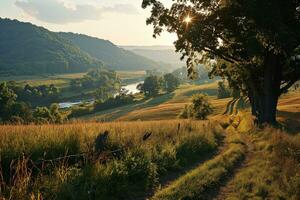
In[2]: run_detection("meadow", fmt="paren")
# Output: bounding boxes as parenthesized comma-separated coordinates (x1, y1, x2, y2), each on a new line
(0, 80, 299, 200)
(0, 120, 223, 200)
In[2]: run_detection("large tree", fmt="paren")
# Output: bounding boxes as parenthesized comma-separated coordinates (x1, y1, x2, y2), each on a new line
(142, 0, 300, 125)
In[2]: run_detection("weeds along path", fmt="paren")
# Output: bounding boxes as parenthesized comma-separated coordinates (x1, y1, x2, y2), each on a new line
(148, 131, 248, 200)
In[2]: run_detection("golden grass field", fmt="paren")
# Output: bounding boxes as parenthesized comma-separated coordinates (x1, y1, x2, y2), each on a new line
(0, 120, 223, 199)
(0, 80, 299, 200)
(83, 81, 300, 130)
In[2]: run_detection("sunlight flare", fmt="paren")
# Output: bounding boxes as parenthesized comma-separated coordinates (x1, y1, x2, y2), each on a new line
(184, 15, 192, 24)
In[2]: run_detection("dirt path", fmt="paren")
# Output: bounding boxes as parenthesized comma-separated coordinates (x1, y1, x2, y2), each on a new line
(134, 135, 228, 200)
(212, 134, 255, 200)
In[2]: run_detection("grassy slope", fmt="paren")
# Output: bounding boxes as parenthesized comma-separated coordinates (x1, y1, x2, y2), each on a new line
(83, 81, 300, 125)
(83, 82, 230, 121)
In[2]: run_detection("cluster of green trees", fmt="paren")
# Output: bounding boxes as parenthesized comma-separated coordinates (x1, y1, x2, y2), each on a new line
(0, 82, 64, 124)
(7, 81, 60, 106)
(70, 69, 120, 97)
(179, 94, 213, 120)
(70, 93, 135, 118)
(94, 93, 135, 112)
(137, 73, 180, 97)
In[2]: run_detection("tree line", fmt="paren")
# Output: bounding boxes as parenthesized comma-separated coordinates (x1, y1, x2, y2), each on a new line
(0, 82, 64, 124)
(137, 73, 180, 97)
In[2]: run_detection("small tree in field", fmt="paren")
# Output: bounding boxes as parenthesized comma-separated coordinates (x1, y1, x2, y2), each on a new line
(191, 94, 213, 120)
(179, 94, 212, 119)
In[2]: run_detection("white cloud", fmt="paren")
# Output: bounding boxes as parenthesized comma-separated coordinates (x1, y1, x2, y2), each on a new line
(15, 0, 139, 24)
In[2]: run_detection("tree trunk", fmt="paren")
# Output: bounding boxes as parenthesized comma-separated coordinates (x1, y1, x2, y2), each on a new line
(248, 54, 282, 125)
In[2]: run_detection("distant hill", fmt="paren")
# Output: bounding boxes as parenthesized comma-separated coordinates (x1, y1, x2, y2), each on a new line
(59, 33, 162, 71)
(0, 18, 166, 76)
(0, 18, 102, 75)
(121, 46, 185, 69)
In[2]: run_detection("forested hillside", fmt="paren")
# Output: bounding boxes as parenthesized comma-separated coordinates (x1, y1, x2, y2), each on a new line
(0, 18, 103, 75)
(0, 19, 164, 76)
(59, 32, 162, 71)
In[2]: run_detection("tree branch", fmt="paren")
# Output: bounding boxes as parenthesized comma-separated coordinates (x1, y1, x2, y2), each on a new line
(280, 79, 299, 94)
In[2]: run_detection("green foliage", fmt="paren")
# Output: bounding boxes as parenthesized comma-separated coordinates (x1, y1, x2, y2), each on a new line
(217, 80, 231, 99)
(33, 104, 64, 124)
(179, 94, 213, 120)
(191, 94, 213, 119)
(0, 82, 17, 121)
(0, 18, 103, 75)
(138, 75, 161, 97)
(162, 73, 180, 92)
(9, 102, 33, 123)
(93, 94, 135, 113)
(70, 69, 120, 97)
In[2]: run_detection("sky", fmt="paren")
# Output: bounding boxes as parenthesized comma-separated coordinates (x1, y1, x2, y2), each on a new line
(0, 0, 176, 46)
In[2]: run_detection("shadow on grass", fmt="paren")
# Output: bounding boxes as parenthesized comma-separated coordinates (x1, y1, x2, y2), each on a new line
(277, 110, 300, 134)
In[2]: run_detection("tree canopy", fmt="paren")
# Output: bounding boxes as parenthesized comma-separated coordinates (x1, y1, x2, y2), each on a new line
(143, 0, 300, 124)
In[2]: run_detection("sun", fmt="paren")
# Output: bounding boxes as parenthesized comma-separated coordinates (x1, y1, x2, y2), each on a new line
(184, 15, 192, 24)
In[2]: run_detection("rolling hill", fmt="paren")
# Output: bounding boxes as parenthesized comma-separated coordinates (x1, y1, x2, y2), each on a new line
(59, 33, 162, 71)
(0, 18, 102, 75)
(0, 18, 164, 76)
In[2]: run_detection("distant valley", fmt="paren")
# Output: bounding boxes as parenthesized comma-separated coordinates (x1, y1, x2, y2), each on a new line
(122, 45, 186, 69)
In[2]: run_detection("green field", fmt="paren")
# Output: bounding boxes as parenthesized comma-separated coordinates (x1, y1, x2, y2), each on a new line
(0, 71, 146, 88)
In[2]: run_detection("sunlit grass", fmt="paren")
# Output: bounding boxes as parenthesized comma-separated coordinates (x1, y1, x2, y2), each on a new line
(0, 120, 224, 199)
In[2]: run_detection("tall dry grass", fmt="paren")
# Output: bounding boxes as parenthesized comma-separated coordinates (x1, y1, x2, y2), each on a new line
(0, 120, 224, 199)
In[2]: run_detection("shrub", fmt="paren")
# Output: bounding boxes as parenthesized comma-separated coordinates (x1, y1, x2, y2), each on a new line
(179, 94, 213, 120)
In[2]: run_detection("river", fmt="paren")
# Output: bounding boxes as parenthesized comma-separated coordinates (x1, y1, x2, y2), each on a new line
(58, 81, 143, 109)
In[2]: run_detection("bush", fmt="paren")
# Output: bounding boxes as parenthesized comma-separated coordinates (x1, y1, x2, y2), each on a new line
(178, 94, 213, 120)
